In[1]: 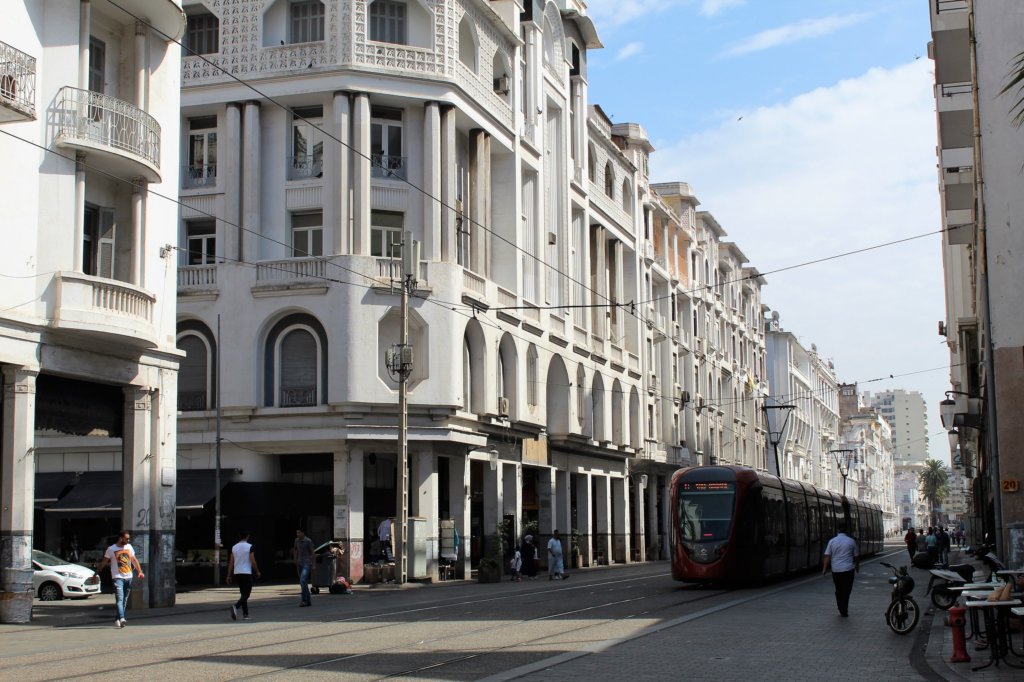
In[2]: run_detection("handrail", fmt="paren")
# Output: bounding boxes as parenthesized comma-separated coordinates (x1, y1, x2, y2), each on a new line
(0, 39, 36, 118)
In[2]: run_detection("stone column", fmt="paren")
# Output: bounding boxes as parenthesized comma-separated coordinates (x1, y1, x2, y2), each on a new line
(223, 103, 242, 262)
(73, 154, 86, 270)
(503, 462, 521, 538)
(351, 93, 371, 255)
(131, 180, 145, 285)
(148, 382, 176, 607)
(422, 101, 441, 262)
(448, 455, 470, 578)
(483, 457, 503, 560)
(634, 478, 647, 562)
(612, 476, 628, 564)
(134, 21, 147, 109)
(242, 101, 261, 263)
(646, 474, 658, 558)
(330, 92, 351, 255)
(658, 476, 670, 560)
(334, 448, 364, 583)
(469, 129, 490, 274)
(411, 450, 438, 581)
(594, 474, 611, 564)
(440, 106, 457, 262)
(594, 227, 607, 338)
(574, 472, 592, 566)
(1, 367, 37, 624)
(122, 386, 153, 608)
(78, 1, 91, 91)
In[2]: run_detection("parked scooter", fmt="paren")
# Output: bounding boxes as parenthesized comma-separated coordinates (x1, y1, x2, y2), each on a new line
(925, 562, 974, 610)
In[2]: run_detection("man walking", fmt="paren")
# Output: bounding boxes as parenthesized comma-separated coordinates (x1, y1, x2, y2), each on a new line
(822, 524, 859, 617)
(97, 531, 144, 628)
(547, 529, 569, 581)
(227, 531, 260, 620)
(903, 527, 917, 562)
(293, 529, 315, 607)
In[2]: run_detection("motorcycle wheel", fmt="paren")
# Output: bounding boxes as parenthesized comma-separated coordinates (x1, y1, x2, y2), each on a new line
(886, 597, 920, 635)
(931, 589, 957, 610)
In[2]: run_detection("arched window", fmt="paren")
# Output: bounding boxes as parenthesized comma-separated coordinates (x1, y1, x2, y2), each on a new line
(264, 314, 328, 407)
(458, 14, 478, 72)
(604, 162, 614, 197)
(621, 179, 632, 213)
(177, 320, 216, 412)
(527, 344, 539, 407)
(587, 144, 597, 181)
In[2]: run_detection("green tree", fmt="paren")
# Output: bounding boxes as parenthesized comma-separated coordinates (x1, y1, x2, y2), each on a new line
(918, 459, 950, 527)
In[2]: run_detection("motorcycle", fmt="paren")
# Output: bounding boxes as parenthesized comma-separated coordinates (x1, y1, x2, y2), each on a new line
(882, 561, 920, 634)
(925, 562, 974, 610)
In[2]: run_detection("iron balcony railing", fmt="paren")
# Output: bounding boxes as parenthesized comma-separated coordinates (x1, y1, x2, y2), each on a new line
(0, 39, 36, 119)
(281, 387, 316, 407)
(55, 86, 161, 169)
(183, 164, 217, 187)
(178, 391, 208, 412)
(288, 153, 323, 180)
(371, 153, 406, 180)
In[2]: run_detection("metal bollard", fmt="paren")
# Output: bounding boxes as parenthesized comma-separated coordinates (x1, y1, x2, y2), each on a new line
(949, 605, 971, 663)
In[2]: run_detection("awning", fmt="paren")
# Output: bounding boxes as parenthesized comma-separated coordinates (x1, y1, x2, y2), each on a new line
(35, 472, 79, 508)
(46, 471, 122, 514)
(176, 469, 231, 511)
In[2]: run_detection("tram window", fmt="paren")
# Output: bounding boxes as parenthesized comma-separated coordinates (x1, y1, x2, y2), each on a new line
(678, 485, 735, 541)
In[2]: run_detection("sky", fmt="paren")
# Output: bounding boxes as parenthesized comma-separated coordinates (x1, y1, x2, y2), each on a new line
(582, 0, 949, 462)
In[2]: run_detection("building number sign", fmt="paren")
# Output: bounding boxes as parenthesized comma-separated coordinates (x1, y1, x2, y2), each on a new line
(1002, 479, 1020, 493)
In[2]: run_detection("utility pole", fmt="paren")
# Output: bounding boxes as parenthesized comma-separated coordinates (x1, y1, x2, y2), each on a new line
(386, 232, 418, 585)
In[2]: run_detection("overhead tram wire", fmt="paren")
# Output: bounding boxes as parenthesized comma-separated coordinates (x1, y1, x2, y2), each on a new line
(104, 1, 645, 328)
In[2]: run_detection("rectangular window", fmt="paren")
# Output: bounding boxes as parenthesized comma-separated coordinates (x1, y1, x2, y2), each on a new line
(83, 205, 115, 278)
(185, 12, 220, 55)
(371, 210, 403, 258)
(186, 116, 217, 187)
(290, 0, 325, 44)
(186, 220, 217, 265)
(369, 0, 407, 44)
(88, 37, 105, 94)
(290, 106, 324, 180)
(292, 211, 323, 257)
(370, 107, 405, 179)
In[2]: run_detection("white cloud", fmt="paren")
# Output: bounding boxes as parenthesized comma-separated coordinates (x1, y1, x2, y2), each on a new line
(721, 12, 875, 58)
(586, 0, 679, 30)
(650, 61, 950, 458)
(616, 42, 645, 61)
(700, 0, 745, 16)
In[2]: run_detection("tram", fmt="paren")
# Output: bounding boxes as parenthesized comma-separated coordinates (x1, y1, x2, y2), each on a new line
(670, 465, 883, 584)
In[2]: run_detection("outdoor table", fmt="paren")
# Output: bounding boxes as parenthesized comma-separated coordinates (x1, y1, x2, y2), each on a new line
(964, 599, 1024, 671)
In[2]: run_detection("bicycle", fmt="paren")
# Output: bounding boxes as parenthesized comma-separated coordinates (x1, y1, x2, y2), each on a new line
(881, 561, 920, 634)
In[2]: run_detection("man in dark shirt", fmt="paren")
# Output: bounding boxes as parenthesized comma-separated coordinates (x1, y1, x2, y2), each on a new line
(293, 529, 315, 607)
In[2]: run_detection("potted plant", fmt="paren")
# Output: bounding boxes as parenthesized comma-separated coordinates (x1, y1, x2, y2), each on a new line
(477, 556, 501, 583)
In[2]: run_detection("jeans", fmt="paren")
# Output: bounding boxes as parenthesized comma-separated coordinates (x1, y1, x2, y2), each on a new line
(831, 570, 855, 616)
(113, 577, 133, 620)
(298, 563, 312, 604)
(234, 574, 253, 616)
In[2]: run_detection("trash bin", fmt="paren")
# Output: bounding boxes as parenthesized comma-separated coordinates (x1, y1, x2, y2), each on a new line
(311, 552, 337, 588)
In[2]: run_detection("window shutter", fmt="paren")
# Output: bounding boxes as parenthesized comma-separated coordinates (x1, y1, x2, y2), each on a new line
(97, 208, 116, 278)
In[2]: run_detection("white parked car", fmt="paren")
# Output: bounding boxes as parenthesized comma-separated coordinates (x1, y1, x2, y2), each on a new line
(32, 549, 101, 601)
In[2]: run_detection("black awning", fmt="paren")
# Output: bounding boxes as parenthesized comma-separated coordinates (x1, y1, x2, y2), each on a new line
(176, 469, 231, 511)
(46, 471, 122, 514)
(35, 472, 79, 507)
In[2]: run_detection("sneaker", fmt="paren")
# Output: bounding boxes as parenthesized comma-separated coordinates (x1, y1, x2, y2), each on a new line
(299, 602, 311, 607)
(231, 605, 238, 621)
(243, 615, 250, 620)
(561, 574, 569, 581)
(120, 619, 127, 627)
(115, 619, 123, 628)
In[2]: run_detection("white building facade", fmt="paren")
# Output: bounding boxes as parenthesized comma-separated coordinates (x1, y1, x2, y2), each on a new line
(1, 0, 186, 622)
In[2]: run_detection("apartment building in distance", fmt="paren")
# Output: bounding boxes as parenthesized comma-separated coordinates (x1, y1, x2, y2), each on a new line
(0, 0, 186, 622)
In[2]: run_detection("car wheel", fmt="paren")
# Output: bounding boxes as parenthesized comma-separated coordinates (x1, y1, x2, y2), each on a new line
(38, 582, 63, 601)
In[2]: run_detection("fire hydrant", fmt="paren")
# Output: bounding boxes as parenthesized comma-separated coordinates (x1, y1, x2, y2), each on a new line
(949, 605, 970, 663)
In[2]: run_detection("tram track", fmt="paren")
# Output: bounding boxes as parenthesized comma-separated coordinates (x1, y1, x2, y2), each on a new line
(19, 570, 732, 682)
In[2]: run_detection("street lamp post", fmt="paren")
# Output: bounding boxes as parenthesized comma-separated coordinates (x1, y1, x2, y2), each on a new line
(829, 448, 858, 497)
(763, 403, 794, 477)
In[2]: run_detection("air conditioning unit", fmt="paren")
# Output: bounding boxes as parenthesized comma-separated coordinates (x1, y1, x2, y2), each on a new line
(648, 373, 658, 392)
(497, 396, 510, 417)
(493, 73, 511, 96)
(678, 389, 691, 405)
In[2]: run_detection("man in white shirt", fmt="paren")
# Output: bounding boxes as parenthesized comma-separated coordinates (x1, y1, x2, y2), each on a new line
(227, 531, 260, 620)
(547, 529, 569, 581)
(822, 524, 859, 617)
(97, 530, 144, 629)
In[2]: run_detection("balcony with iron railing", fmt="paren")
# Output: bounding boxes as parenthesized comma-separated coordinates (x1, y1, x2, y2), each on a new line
(53, 271, 156, 348)
(288, 154, 322, 181)
(0, 39, 36, 122)
(183, 164, 217, 189)
(53, 86, 161, 182)
(371, 154, 407, 180)
(280, 386, 316, 407)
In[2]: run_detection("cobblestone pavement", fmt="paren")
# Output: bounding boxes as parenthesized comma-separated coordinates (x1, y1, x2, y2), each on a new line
(1, 544, 1020, 681)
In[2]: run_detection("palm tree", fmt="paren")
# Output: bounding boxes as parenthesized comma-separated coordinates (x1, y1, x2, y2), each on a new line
(1001, 49, 1024, 127)
(918, 459, 950, 527)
